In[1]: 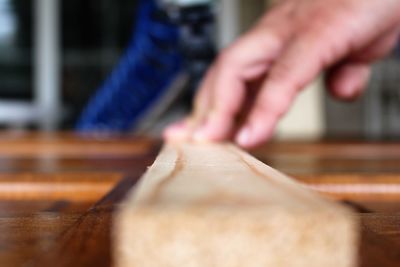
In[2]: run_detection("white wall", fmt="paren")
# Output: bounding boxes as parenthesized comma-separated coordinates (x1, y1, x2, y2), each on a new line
(275, 78, 325, 140)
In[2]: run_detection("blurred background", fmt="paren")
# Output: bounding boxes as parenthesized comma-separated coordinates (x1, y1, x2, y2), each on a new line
(0, 0, 399, 140)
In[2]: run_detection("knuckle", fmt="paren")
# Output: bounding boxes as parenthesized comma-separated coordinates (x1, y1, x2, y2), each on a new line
(269, 67, 304, 93)
(269, 62, 292, 82)
(269, 56, 312, 93)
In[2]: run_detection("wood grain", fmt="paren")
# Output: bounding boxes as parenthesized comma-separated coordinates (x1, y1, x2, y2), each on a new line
(0, 134, 397, 267)
(115, 142, 359, 267)
(0, 133, 158, 267)
(35, 176, 141, 267)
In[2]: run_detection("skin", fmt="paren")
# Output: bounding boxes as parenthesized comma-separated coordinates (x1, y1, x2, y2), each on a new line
(164, 0, 400, 148)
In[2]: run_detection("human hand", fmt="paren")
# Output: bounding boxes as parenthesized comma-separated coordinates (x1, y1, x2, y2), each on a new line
(164, 0, 400, 148)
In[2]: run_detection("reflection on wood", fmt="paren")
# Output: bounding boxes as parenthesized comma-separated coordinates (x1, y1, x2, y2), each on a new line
(0, 173, 122, 201)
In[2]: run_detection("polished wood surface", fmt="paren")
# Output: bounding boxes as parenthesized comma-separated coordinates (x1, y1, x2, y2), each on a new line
(0, 134, 398, 266)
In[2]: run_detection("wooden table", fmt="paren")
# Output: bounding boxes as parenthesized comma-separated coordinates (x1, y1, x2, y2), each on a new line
(0, 133, 398, 267)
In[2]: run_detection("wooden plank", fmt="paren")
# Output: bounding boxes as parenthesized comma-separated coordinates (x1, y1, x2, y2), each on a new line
(114, 142, 359, 267)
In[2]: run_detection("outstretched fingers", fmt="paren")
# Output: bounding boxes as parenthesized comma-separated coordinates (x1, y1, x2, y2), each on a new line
(235, 31, 330, 148)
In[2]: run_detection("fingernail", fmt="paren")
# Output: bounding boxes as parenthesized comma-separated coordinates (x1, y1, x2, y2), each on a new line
(236, 127, 250, 147)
